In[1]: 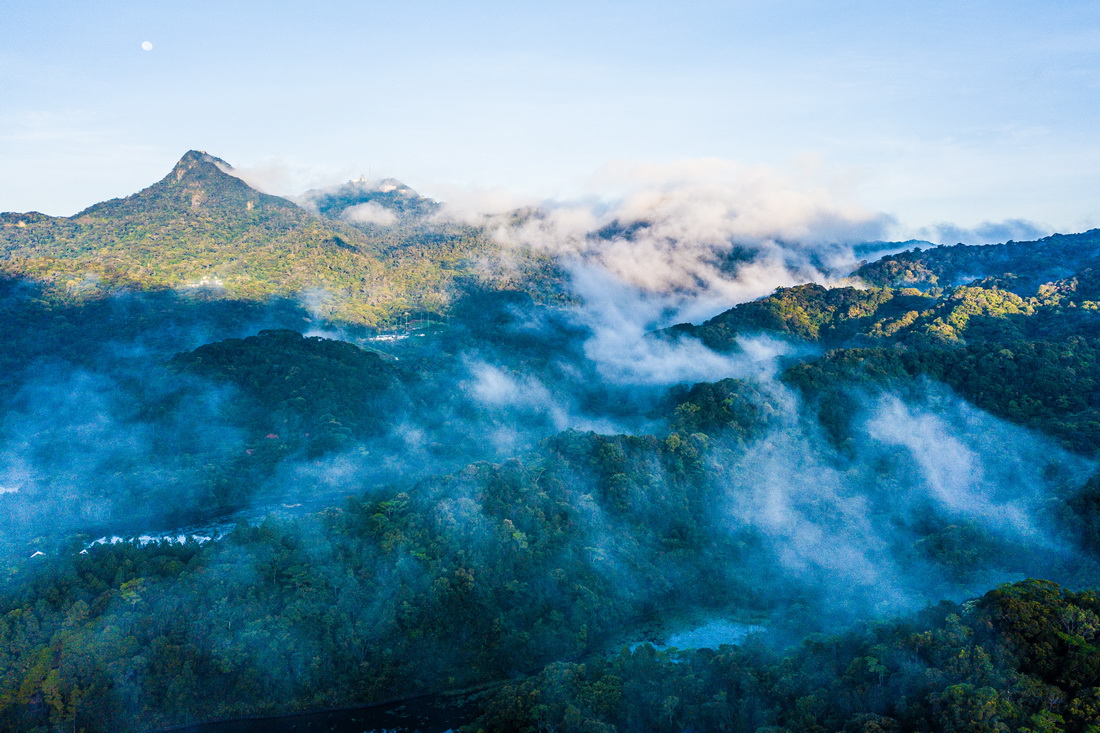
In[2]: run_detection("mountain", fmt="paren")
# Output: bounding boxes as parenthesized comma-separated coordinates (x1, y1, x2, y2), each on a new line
(667, 281, 1039, 350)
(855, 228, 1100, 295)
(0, 151, 558, 326)
(169, 328, 399, 456)
(666, 233, 1100, 454)
(670, 228, 1100, 353)
(8, 157, 1100, 733)
(0, 151, 390, 318)
(297, 177, 442, 224)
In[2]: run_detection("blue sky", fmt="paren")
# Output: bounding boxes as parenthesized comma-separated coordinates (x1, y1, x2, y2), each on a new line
(3, 0, 1100, 240)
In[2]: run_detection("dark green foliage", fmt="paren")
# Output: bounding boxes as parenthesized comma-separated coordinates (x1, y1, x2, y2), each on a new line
(978, 580, 1100, 692)
(663, 378, 781, 442)
(672, 281, 1061, 351)
(0, 431, 744, 732)
(170, 329, 398, 455)
(8, 175, 1100, 733)
(0, 402, 1087, 731)
(783, 337, 1100, 455)
(855, 229, 1100, 295)
(665, 264, 1100, 457)
(0, 275, 312, 397)
(475, 580, 1100, 733)
(679, 283, 905, 347)
(1068, 475, 1100, 554)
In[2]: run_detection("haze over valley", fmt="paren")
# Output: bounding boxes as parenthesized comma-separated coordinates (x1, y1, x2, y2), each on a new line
(0, 149, 1099, 731)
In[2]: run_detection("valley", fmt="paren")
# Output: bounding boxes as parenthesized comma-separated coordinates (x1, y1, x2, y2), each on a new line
(1, 153, 1099, 732)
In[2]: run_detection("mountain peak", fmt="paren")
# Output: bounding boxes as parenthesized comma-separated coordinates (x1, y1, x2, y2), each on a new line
(71, 150, 293, 221)
(171, 150, 236, 183)
(177, 149, 225, 165)
(152, 149, 277, 204)
(297, 177, 441, 224)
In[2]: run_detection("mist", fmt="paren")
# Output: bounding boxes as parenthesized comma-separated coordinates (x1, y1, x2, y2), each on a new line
(36, 326, 1093, 729)
(706, 379, 1091, 621)
(0, 175, 1086, 585)
(3, 165, 1099, 732)
(434, 159, 892, 323)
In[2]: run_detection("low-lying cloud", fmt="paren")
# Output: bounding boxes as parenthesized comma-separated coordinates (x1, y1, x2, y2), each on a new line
(711, 379, 1092, 618)
(440, 158, 895, 314)
(343, 201, 398, 226)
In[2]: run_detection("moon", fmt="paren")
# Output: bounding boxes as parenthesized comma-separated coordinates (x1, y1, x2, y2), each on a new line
(141, 41, 153, 51)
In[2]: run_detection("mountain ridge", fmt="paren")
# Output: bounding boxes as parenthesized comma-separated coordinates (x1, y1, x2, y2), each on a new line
(0, 151, 555, 326)
(297, 176, 442, 224)
(665, 227, 1100, 353)
(73, 149, 299, 221)
(4, 159, 1100, 731)
(855, 227, 1100, 294)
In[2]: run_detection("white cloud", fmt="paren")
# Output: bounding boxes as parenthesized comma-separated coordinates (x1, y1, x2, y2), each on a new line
(343, 202, 398, 226)
(439, 158, 894, 309)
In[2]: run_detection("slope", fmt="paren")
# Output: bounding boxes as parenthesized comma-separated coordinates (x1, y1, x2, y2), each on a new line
(0, 152, 560, 326)
(855, 228, 1100, 294)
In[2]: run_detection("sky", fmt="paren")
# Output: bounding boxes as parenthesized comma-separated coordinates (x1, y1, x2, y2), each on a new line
(3, 0, 1100, 242)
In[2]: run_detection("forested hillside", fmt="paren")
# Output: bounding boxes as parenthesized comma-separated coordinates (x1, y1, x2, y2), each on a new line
(478, 579, 1100, 733)
(0, 152, 560, 326)
(855, 229, 1100, 293)
(2, 162, 1100, 732)
(667, 235, 1100, 458)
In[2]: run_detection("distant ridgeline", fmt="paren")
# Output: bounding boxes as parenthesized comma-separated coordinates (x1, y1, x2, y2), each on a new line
(0, 151, 562, 326)
(670, 228, 1100, 350)
(666, 229, 1100, 454)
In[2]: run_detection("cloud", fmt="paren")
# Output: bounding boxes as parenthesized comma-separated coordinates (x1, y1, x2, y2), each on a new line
(709, 381, 1091, 616)
(435, 158, 895, 317)
(0, 365, 245, 534)
(432, 185, 535, 224)
(343, 201, 398, 226)
(568, 265, 802, 386)
(215, 159, 360, 198)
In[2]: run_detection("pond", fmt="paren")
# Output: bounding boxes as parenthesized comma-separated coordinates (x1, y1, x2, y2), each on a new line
(627, 618, 766, 653)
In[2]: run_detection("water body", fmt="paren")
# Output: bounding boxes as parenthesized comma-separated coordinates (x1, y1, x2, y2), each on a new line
(628, 618, 765, 653)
